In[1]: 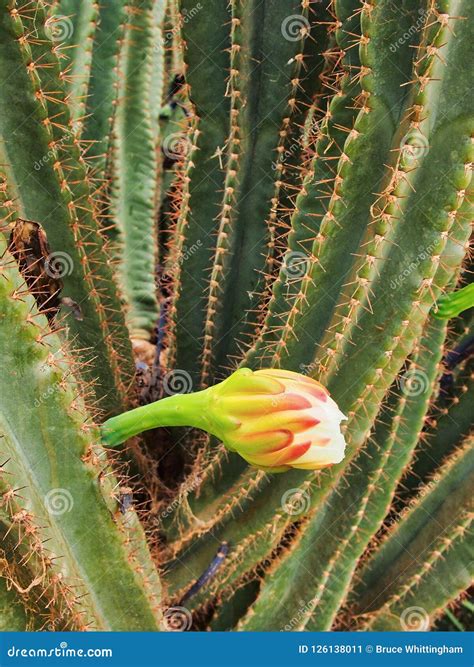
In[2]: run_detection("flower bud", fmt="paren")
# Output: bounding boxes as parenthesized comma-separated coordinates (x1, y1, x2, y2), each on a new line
(101, 368, 347, 473)
(205, 368, 347, 472)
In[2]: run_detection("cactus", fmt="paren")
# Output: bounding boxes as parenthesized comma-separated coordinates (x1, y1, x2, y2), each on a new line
(0, 236, 162, 630)
(0, 0, 472, 633)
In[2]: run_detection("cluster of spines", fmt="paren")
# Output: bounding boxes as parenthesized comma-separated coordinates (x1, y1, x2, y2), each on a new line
(164, 0, 231, 389)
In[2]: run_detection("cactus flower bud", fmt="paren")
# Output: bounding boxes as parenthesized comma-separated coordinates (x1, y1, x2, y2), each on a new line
(204, 368, 347, 471)
(101, 368, 347, 472)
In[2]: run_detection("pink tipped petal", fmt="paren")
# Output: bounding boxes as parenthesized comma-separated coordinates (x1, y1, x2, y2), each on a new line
(220, 392, 311, 418)
(226, 371, 285, 396)
(246, 441, 312, 467)
(234, 429, 294, 454)
(303, 384, 328, 402)
(245, 413, 320, 436)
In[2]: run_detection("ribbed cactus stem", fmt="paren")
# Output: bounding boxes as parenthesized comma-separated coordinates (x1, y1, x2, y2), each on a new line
(0, 0, 135, 414)
(0, 237, 163, 631)
(109, 0, 160, 339)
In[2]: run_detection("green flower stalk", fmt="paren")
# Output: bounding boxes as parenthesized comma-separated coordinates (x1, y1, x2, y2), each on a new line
(432, 283, 474, 319)
(101, 369, 347, 472)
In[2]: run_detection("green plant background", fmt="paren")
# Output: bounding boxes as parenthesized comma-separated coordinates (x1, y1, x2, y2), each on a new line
(0, 0, 472, 632)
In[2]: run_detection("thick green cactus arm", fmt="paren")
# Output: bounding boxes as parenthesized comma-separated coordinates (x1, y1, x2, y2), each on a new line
(200, 0, 314, 380)
(245, 0, 362, 369)
(149, 0, 166, 140)
(52, 0, 98, 126)
(325, 0, 473, 429)
(0, 241, 162, 631)
(269, 2, 333, 240)
(81, 0, 127, 177)
(166, 0, 231, 386)
(249, 0, 423, 372)
(410, 358, 473, 485)
(0, 505, 59, 630)
(109, 0, 161, 339)
(350, 442, 474, 631)
(238, 316, 448, 631)
(0, 0, 135, 414)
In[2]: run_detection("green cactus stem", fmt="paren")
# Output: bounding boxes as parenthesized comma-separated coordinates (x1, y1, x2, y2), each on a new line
(351, 441, 474, 631)
(109, 0, 161, 339)
(0, 0, 135, 415)
(432, 283, 474, 320)
(0, 237, 163, 631)
(102, 390, 210, 448)
(52, 0, 99, 126)
(81, 0, 127, 178)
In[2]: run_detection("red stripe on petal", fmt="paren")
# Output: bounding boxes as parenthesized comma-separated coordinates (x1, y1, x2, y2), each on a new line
(273, 441, 312, 465)
(280, 415, 320, 435)
(272, 393, 312, 411)
(315, 437, 331, 447)
(247, 440, 312, 467)
(238, 429, 294, 453)
(303, 385, 328, 402)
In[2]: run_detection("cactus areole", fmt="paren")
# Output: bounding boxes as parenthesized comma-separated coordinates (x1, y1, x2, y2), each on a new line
(101, 369, 347, 472)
